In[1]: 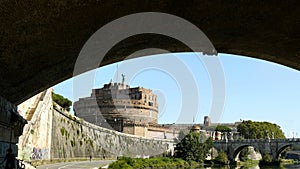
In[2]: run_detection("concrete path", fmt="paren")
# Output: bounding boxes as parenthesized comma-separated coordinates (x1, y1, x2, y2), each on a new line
(36, 160, 115, 169)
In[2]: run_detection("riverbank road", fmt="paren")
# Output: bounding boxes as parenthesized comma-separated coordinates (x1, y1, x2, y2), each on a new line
(36, 160, 115, 169)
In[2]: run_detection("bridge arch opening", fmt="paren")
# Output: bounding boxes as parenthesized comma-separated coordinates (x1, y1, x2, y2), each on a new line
(233, 145, 249, 161)
(15, 52, 300, 161)
(233, 145, 262, 162)
(276, 144, 292, 160)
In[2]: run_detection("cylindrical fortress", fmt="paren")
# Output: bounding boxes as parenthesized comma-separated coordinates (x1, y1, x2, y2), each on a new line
(74, 81, 158, 132)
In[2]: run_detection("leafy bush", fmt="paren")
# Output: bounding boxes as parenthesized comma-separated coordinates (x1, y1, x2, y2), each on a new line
(214, 151, 229, 164)
(215, 125, 232, 132)
(52, 92, 72, 111)
(108, 157, 190, 169)
(175, 132, 213, 162)
(237, 120, 285, 139)
(108, 159, 133, 169)
(262, 153, 272, 163)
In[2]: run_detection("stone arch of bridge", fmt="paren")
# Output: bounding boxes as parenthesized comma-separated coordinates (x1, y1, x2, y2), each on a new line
(1, 1, 300, 105)
(232, 144, 260, 161)
(275, 144, 292, 160)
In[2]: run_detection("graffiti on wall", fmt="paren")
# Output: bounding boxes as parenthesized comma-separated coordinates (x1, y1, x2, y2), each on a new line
(30, 147, 49, 160)
(18, 147, 49, 160)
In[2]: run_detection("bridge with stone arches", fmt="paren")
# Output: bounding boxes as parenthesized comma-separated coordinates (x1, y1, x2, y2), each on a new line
(213, 138, 300, 162)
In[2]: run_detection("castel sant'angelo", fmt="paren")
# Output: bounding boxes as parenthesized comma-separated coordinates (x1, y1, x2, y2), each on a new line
(74, 74, 240, 140)
(73, 74, 164, 138)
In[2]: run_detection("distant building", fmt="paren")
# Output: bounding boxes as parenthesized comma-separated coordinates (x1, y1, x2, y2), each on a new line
(73, 75, 159, 136)
(190, 125, 201, 132)
(204, 116, 211, 127)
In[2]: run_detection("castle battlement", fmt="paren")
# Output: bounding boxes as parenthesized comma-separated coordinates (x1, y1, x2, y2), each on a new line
(74, 77, 158, 135)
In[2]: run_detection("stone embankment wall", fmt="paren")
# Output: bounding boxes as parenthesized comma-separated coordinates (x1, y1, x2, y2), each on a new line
(18, 89, 53, 160)
(18, 88, 175, 160)
(51, 104, 174, 159)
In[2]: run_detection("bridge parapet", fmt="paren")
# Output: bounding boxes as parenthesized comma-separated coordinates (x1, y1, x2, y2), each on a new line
(214, 138, 300, 143)
(213, 138, 300, 163)
(271, 138, 300, 142)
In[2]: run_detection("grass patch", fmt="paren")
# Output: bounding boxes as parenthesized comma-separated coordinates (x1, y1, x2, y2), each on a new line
(108, 157, 201, 169)
(280, 159, 295, 164)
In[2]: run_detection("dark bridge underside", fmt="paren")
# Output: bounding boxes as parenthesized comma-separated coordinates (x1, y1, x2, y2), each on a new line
(0, 0, 299, 104)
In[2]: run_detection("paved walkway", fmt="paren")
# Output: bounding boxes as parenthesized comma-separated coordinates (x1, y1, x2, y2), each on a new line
(36, 160, 115, 169)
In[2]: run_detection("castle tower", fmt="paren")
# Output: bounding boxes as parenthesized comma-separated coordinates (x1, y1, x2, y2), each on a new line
(204, 116, 211, 127)
(73, 78, 158, 136)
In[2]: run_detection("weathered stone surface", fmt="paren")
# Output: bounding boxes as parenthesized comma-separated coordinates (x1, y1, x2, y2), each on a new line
(51, 107, 173, 159)
(0, 0, 299, 104)
(18, 89, 53, 160)
(74, 82, 159, 135)
(18, 88, 174, 160)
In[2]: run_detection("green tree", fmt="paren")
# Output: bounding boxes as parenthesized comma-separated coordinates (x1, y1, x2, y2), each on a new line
(214, 151, 229, 164)
(175, 132, 213, 162)
(262, 153, 273, 163)
(215, 125, 232, 132)
(237, 120, 285, 139)
(52, 92, 72, 111)
(108, 159, 133, 169)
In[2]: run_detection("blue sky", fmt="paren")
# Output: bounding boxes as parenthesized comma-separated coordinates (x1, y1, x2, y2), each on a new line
(54, 53, 300, 138)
